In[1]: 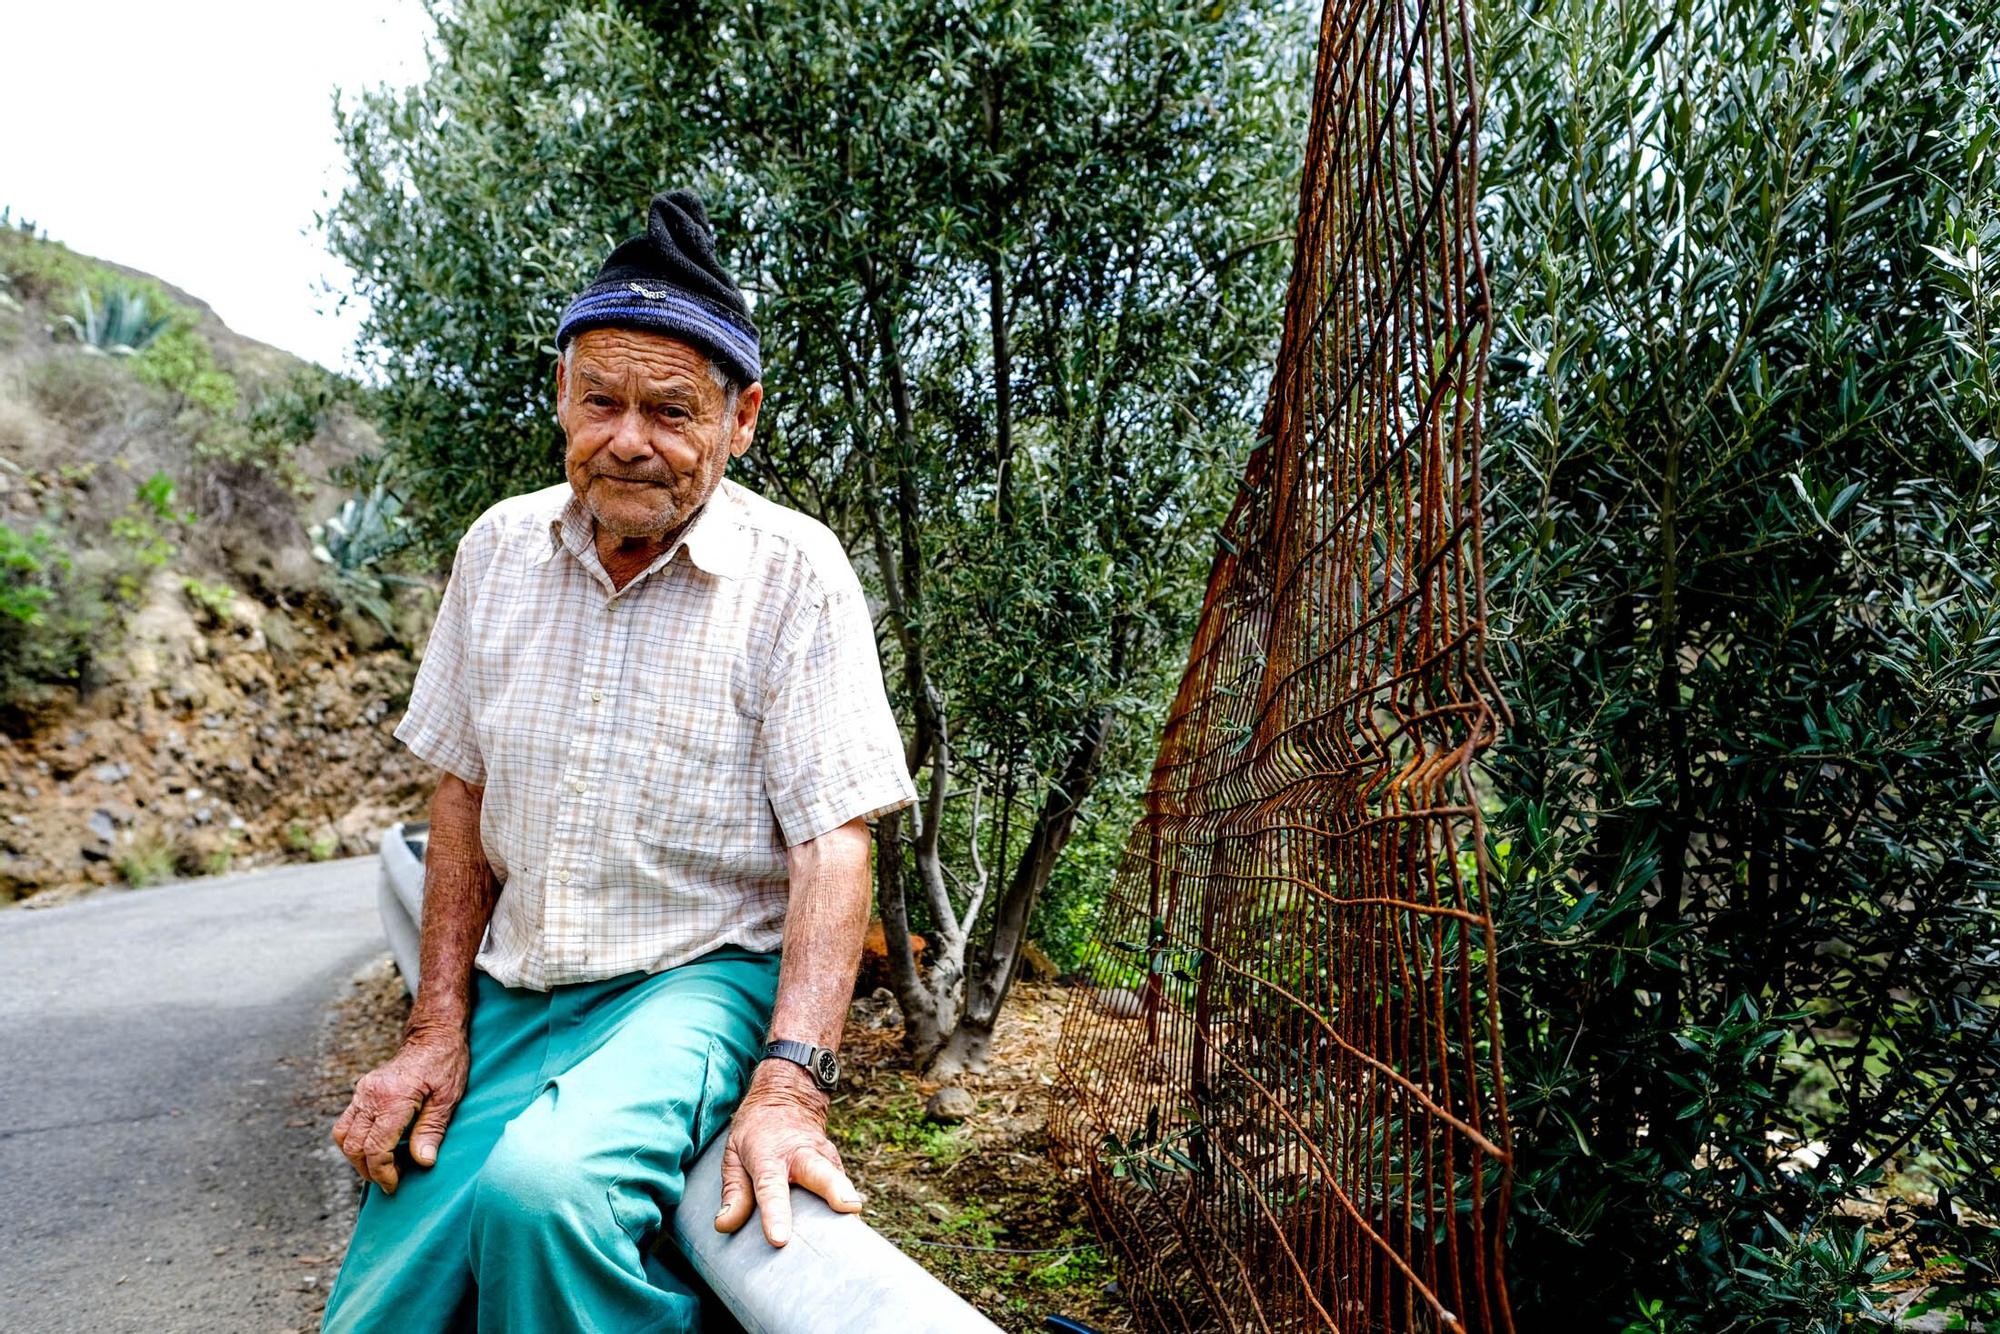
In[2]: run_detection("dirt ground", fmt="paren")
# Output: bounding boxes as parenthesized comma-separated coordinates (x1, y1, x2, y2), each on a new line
(833, 983, 1133, 1334)
(311, 964, 1130, 1333)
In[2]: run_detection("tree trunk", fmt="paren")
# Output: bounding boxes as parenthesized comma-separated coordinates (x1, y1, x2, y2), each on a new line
(927, 706, 1118, 1077)
(875, 806, 947, 1065)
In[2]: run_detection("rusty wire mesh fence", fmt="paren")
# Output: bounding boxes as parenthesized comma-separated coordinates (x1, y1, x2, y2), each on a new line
(1047, 0, 1513, 1326)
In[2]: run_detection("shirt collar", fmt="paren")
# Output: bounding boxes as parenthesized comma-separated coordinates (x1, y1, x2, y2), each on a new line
(538, 479, 749, 581)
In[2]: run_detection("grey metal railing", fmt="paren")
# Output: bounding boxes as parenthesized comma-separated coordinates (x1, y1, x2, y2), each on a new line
(375, 822, 1001, 1334)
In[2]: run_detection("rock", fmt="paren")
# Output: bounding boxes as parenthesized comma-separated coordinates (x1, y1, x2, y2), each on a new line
(260, 610, 307, 665)
(334, 803, 399, 856)
(924, 1087, 977, 1124)
(86, 810, 118, 843)
(923, 1201, 952, 1224)
(847, 986, 904, 1031)
(1092, 986, 1146, 1020)
(90, 762, 130, 784)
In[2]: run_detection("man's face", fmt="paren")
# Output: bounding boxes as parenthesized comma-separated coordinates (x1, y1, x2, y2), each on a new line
(555, 327, 762, 540)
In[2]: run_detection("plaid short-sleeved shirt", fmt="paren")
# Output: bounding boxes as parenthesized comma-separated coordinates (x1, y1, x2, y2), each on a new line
(393, 475, 918, 991)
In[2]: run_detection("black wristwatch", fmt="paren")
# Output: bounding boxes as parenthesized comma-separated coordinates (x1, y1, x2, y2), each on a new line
(763, 1038, 840, 1093)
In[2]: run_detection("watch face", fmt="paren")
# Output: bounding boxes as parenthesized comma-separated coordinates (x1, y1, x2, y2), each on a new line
(812, 1048, 840, 1088)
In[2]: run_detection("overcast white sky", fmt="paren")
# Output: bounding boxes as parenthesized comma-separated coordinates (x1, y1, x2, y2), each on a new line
(0, 1, 432, 372)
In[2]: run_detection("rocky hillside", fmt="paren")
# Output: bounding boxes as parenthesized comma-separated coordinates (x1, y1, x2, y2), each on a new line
(0, 225, 433, 901)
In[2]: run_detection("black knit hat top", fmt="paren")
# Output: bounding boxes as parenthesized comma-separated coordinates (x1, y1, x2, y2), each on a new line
(556, 189, 761, 385)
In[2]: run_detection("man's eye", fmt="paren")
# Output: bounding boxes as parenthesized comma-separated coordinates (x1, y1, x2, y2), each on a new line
(588, 395, 616, 408)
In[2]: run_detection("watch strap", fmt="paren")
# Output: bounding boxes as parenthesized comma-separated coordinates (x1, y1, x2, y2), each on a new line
(764, 1038, 839, 1091)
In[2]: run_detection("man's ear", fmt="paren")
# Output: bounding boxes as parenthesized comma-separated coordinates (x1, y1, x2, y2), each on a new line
(553, 352, 568, 419)
(729, 381, 764, 459)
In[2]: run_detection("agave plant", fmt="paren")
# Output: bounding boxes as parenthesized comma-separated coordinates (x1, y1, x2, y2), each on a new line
(60, 285, 172, 354)
(310, 483, 419, 630)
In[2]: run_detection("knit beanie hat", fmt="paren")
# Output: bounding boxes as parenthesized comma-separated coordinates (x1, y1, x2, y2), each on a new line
(555, 189, 761, 385)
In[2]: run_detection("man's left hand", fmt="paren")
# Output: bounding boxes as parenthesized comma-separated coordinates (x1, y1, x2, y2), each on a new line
(713, 1058, 862, 1246)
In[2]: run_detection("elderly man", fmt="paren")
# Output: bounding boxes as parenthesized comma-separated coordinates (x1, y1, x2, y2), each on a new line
(320, 190, 917, 1332)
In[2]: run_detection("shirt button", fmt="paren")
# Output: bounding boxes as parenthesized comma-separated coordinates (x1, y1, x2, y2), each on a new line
(590, 689, 605, 703)
(555, 868, 571, 883)
(572, 779, 587, 794)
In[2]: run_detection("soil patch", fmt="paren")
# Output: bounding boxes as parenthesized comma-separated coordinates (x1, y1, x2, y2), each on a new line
(829, 982, 1130, 1334)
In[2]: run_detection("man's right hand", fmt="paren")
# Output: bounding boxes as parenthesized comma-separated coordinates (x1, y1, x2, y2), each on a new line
(330, 1024, 469, 1195)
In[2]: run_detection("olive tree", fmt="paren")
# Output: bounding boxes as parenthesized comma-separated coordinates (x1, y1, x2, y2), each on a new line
(327, 0, 1311, 1073)
(1475, 0, 2000, 1322)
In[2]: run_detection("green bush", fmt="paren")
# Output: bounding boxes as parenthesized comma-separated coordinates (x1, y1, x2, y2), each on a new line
(0, 227, 115, 304)
(107, 472, 193, 601)
(1477, 0, 2000, 1323)
(194, 366, 344, 498)
(0, 521, 111, 709)
(132, 324, 238, 417)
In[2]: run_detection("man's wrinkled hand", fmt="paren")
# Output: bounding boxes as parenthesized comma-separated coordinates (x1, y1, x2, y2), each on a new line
(713, 1059, 862, 1247)
(330, 1025, 469, 1195)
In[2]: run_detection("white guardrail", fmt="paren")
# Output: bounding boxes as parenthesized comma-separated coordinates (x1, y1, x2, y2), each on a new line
(377, 822, 1003, 1334)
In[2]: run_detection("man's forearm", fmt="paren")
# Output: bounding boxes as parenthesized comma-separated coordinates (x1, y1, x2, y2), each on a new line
(766, 818, 874, 1051)
(407, 773, 498, 1037)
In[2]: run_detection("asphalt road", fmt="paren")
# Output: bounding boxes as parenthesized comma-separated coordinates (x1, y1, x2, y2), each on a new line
(0, 856, 387, 1333)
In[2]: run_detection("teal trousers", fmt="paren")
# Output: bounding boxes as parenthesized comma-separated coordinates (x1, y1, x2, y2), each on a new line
(320, 946, 780, 1333)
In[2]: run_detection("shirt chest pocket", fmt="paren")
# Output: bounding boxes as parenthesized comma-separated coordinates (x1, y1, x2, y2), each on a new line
(632, 658, 764, 852)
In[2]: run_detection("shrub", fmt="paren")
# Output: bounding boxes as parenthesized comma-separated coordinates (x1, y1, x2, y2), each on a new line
(0, 521, 110, 710)
(115, 827, 179, 888)
(190, 366, 343, 499)
(1477, 0, 2000, 1323)
(0, 522, 56, 626)
(107, 472, 192, 601)
(132, 324, 238, 417)
(25, 352, 128, 434)
(0, 226, 112, 304)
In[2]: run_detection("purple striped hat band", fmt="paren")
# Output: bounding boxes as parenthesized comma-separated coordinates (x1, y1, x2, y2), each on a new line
(556, 280, 761, 384)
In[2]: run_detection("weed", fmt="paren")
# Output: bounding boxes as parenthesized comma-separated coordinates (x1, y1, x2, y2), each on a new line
(180, 576, 236, 623)
(108, 473, 191, 601)
(834, 1096, 973, 1167)
(132, 325, 238, 416)
(116, 828, 179, 888)
(284, 821, 338, 861)
(26, 353, 126, 432)
(194, 828, 242, 876)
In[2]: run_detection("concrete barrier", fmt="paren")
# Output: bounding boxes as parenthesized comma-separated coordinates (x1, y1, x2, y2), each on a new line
(375, 822, 1002, 1334)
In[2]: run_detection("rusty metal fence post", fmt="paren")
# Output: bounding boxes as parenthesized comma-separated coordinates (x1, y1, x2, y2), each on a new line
(1048, 0, 1514, 1324)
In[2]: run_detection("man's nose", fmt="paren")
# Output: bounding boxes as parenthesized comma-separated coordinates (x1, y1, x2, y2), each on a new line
(607, 409, 658, 462)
